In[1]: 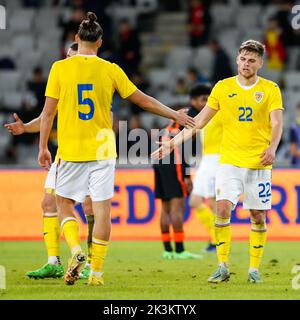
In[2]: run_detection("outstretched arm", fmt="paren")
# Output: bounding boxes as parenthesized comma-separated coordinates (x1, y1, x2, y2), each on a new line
(127, 89, 195, 129)
(4, 113, 41, 134)
(151, 105, 217, 159)
(38, 97, 58, 169)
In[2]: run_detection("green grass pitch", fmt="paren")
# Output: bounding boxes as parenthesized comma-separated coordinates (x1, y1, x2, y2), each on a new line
(0, 241, 299, 300)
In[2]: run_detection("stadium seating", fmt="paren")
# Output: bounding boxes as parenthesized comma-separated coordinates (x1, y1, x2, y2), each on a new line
(235, 5, 262, 31)
(192, 47, 213, 78)
(2, 91, 23, 111)
(211, 4, 236, 31)
(9, 8, 36, 33)
(0, 70, 22, 91)
(284, 72, 300, 91)
(166, 47, 193, 73)
(148, 68, 173, 91)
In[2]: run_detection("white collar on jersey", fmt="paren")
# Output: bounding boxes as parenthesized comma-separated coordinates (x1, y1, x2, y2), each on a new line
(76, 54, 97, 57)
(236, 76, 259, 90)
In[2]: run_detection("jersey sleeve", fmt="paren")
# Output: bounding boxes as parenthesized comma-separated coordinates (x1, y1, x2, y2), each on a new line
(112, 63, 137, 99)
(45, 62, 60, 99)
(269, 84, 284, 112)
(207, 81, 222, 111)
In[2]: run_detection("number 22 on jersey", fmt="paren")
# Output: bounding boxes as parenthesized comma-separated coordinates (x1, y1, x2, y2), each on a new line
(239, 106, 253, 122)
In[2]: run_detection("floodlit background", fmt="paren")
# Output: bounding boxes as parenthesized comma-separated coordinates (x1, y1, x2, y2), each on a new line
(0, 0, 299, 167)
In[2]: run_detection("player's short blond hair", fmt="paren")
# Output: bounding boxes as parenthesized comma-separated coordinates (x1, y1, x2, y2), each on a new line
(239, 40, 265, 57)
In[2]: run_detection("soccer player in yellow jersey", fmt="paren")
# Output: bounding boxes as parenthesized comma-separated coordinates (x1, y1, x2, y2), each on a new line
(4, 42, 93, 279)
(152, 40, 283, 283)
(188, 84, 221, 253)
(38, 12, 194, 286)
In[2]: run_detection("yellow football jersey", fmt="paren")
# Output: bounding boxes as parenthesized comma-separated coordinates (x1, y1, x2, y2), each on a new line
(201, 112, 222, 155)
(45, 55, 137, 161)
(207, 76, 284, 169)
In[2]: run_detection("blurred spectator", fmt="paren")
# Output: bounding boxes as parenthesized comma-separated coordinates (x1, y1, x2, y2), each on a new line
(264, 17, 287, 71)
(0, 57, 16, 70)
(118, 19, 141, 76)
(26, 66, 47, 114)
(289, 102, 300, 166)
(275, 1, 296, 47)
(60, 8, 85, 53)
(208, 39, 233, 83)
(160, 0, 182, 11)
(174, 77, 189, 95)
(83, 0, 113, 52)
(5, 92, 38, 163)
(187, 0, 211, 47)
(22, 0, 41, 7)
(129, 71, 150, 115)
(186, 67, 208, 87)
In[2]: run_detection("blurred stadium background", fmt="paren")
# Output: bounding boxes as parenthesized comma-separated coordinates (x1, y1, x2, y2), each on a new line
(0, 0, 300, 242)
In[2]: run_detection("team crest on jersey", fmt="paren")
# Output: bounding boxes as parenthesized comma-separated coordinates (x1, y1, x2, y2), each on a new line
(254, 92, 264, 103)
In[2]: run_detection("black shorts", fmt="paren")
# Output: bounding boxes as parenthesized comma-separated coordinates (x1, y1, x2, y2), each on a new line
(153, 164, 186, 201)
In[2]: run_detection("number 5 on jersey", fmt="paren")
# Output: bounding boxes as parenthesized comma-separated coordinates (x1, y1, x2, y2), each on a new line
(78, 84, 94, 120)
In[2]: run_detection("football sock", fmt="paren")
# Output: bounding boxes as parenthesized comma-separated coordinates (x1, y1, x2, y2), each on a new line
(61, 217, 81, 254)
(195, 205, 217, 245)
(48, 256, 61, 265)
(86, 215, 94, 264)
(215, 216, 231, 265)
(174, 231, 185, 253)
(249, 219, 267, 270)
(91, 238, 109, 274)
(161, 232, 172, 252)
(43, 212, 60, 258)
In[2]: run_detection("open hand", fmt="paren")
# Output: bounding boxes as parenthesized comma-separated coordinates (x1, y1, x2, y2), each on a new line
(175, 109, 195, 129)
(4, 113, 25, 135)
(151, 140, 174, 160)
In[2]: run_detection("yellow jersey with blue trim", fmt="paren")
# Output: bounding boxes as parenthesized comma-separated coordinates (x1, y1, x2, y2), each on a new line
(207, 76, 284, 169)
(45, 55, 137, 161)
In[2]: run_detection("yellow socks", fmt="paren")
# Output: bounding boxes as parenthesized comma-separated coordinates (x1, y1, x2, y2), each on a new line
(61, 217, 81, 254)
(91, 237, 109, 276)
(215, 216, 231, 265)
(43, 212, 60, 258)
(196, 205, 217, 245)
(249, 219, 267, 270)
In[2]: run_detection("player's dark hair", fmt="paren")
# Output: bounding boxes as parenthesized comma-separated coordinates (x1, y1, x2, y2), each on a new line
(69, 42, 78, 51)
(239, 40, 265, 57)
(78, 12, 103, 42)
(189, 83, 212, 99)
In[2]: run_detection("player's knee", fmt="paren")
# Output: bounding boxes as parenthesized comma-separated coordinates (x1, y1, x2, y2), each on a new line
(170, 211, 183, 226)
(83, 202, 93, 216)
(41, 195, 56, 213)
(250, 210, 266, 224)
(83, 196, 93, 216)
(216, 202, 231, 218)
